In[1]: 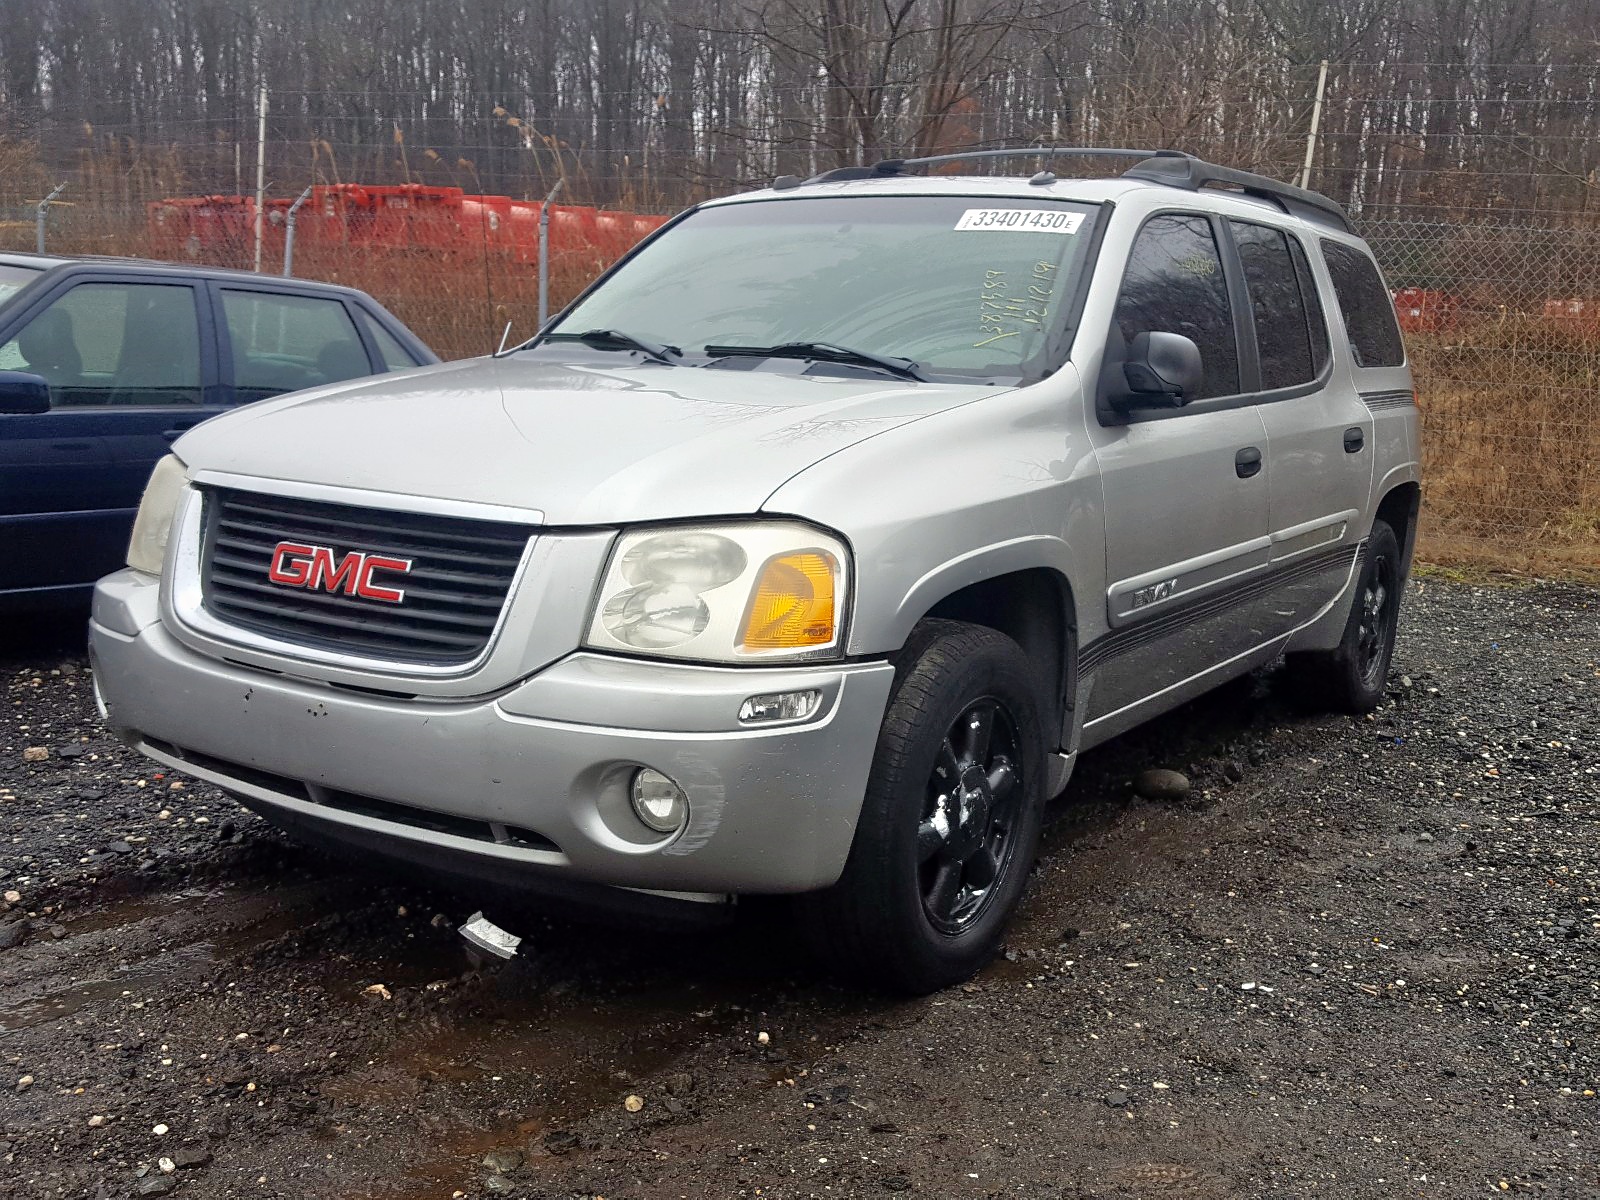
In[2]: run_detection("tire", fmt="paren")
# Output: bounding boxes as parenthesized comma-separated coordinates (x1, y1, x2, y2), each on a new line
(1282, 519, 1403, 714)
(798, 619, 1049, 994)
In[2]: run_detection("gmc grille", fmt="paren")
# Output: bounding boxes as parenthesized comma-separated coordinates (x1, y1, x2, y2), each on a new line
(198, 486, 534, 666)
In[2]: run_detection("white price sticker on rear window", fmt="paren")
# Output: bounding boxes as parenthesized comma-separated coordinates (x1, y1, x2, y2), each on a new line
(954, 208, 1084, 234)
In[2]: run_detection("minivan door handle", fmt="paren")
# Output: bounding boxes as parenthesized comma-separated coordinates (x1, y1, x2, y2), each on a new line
(1343, 426, 1365, 453)
(1235, 446, 1263, 479)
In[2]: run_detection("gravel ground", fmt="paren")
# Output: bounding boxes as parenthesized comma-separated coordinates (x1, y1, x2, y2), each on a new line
(0, 578, 1596, 1200)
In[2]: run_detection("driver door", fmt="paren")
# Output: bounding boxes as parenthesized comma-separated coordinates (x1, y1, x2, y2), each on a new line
(0, 276, 221, 598)
(1083, 212, 1273, 730)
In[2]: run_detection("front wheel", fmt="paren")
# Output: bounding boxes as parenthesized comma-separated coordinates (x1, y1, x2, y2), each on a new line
(1283, 519, 1403, 713)
(799, 620, 1048, 994)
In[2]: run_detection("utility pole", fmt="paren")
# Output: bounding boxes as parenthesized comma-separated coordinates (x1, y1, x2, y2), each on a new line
(1298, 60, 1330, 191)
(253, 81, 269, 272)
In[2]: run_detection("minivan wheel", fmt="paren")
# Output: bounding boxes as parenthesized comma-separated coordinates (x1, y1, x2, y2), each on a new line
(799, 620, 1047, 994)
(1282, 519, 1403, 714)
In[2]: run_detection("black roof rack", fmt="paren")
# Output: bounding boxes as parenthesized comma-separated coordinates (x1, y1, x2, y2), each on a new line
(1120, 153, 1350, 231)
(800, 146, 1350, 232)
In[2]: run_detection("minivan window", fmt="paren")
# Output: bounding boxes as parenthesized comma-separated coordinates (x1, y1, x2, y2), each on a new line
(1114, 213, 1240, 399)
(545, 196, 1102, 382)
(1229, 220, 1315, 390)
(222, 290, 372, 402)
(0, 281, 203, 407)
(1321, 241, 1405, 367)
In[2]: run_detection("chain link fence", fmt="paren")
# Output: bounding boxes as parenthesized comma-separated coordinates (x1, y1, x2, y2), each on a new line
(1364, 219, 1600, 574)
(3, 197, 1596, 576)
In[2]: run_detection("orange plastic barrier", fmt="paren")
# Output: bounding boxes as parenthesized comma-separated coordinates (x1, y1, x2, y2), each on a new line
(1392, 287, 1462, 334)
(146, 187, 669, 266)
(1543, 297, 1600, 332)
(146, 196, 265, 259)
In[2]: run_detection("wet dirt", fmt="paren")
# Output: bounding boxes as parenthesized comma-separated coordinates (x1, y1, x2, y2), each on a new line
(1, 579, 1597, 1198)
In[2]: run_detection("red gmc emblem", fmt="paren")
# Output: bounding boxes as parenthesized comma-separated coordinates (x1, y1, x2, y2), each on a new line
(267, 542, 413, 604)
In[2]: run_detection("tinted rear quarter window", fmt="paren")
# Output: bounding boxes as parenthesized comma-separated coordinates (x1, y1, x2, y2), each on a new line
(1321, 241, 1405, 368)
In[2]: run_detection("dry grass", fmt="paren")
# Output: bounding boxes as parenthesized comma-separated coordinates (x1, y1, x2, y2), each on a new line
(1409, 318, 1600, 575)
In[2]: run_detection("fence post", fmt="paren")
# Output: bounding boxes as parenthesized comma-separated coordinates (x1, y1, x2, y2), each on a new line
(538, 178, 565, 327)
(253, 81, 269, 272)
(35, 183, 67, 254)
(282, 187, 313, 277)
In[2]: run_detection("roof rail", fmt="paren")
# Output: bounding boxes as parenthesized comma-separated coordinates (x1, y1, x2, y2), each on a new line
(806, 147, 1181, 184)
(1120, 154, 1350, 231)
(800, 146, 1350, 232)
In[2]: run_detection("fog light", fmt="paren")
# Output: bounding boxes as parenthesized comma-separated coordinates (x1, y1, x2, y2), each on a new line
(738, 689, 822, 724)
(630, 768, 688, 834)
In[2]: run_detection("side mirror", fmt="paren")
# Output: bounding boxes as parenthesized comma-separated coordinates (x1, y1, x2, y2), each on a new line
(0, 371, 50, 415)
(1113, 331, 1203, 411)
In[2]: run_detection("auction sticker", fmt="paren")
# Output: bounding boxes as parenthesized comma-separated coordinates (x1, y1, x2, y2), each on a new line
(954, 208, 1084, 233)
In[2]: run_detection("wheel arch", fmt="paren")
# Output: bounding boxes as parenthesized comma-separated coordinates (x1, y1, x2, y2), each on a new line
(1373, 476, 1421, 576)
(910, 559, 1079, 752)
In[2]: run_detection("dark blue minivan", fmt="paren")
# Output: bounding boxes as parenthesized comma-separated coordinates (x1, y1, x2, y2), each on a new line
(0, 253, 437, 609)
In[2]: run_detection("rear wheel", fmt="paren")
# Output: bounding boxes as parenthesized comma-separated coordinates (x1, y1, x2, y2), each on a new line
(799, 620, 1048, 994)
(1283, 519, 1403, 713)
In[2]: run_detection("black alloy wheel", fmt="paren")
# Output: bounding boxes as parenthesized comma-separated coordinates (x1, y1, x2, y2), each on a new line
(1282, 518, 1404, 714)
(917, 698, 1024, 934)
(1355, 542, 1398, 689)
(798, 619, 1049, 994)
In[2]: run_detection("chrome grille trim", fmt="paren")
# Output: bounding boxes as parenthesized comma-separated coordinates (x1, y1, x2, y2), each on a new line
(166, 480, 542, 678)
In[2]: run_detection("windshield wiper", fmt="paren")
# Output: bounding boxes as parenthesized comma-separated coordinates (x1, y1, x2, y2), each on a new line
(542, 328, 682, 365)
(703, 341, 925, 381)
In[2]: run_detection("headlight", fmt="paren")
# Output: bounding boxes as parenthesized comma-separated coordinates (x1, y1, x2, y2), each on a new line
(126, 454, 189, 575)
(586, 521, 850, 663)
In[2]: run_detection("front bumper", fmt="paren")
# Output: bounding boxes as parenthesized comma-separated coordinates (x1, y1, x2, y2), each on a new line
(91, 569, 895, 895)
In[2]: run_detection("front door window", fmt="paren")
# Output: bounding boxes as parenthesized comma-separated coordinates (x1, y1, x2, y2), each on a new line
(0, 282, 203, 407)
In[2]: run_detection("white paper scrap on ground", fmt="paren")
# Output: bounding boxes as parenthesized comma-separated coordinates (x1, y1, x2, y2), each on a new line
(458, 911, 521, 959)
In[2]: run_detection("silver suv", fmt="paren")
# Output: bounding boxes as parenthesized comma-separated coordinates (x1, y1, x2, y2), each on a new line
(91, 149, 1419, 993)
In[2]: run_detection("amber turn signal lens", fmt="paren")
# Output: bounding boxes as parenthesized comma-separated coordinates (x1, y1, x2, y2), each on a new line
(739, 550, 838, 651)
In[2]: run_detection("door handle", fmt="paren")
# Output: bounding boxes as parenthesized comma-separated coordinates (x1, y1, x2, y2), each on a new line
(1343, 426, 1365, 453)
(1235, 446, 1263, 479)
(162, 421, 200, 442)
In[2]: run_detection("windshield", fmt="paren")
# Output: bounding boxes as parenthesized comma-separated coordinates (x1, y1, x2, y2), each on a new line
(545, 195, 1101, 382)
(0, 263, 42, 306)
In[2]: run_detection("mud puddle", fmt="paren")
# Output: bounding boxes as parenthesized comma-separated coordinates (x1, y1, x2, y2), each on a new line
(0, 876, 370, 1033)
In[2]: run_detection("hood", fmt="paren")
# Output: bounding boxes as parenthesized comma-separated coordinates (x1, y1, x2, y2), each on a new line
(175, 355, 1005, 525)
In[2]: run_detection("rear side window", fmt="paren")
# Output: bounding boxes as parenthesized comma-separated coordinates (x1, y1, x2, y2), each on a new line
(1229, 221, 1315, 390)
(1113, 213, 1240, 399)
(1288, 239, 1331, 373)
(221, 290, 374, 403)
(1320, 241, 1405, 367)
